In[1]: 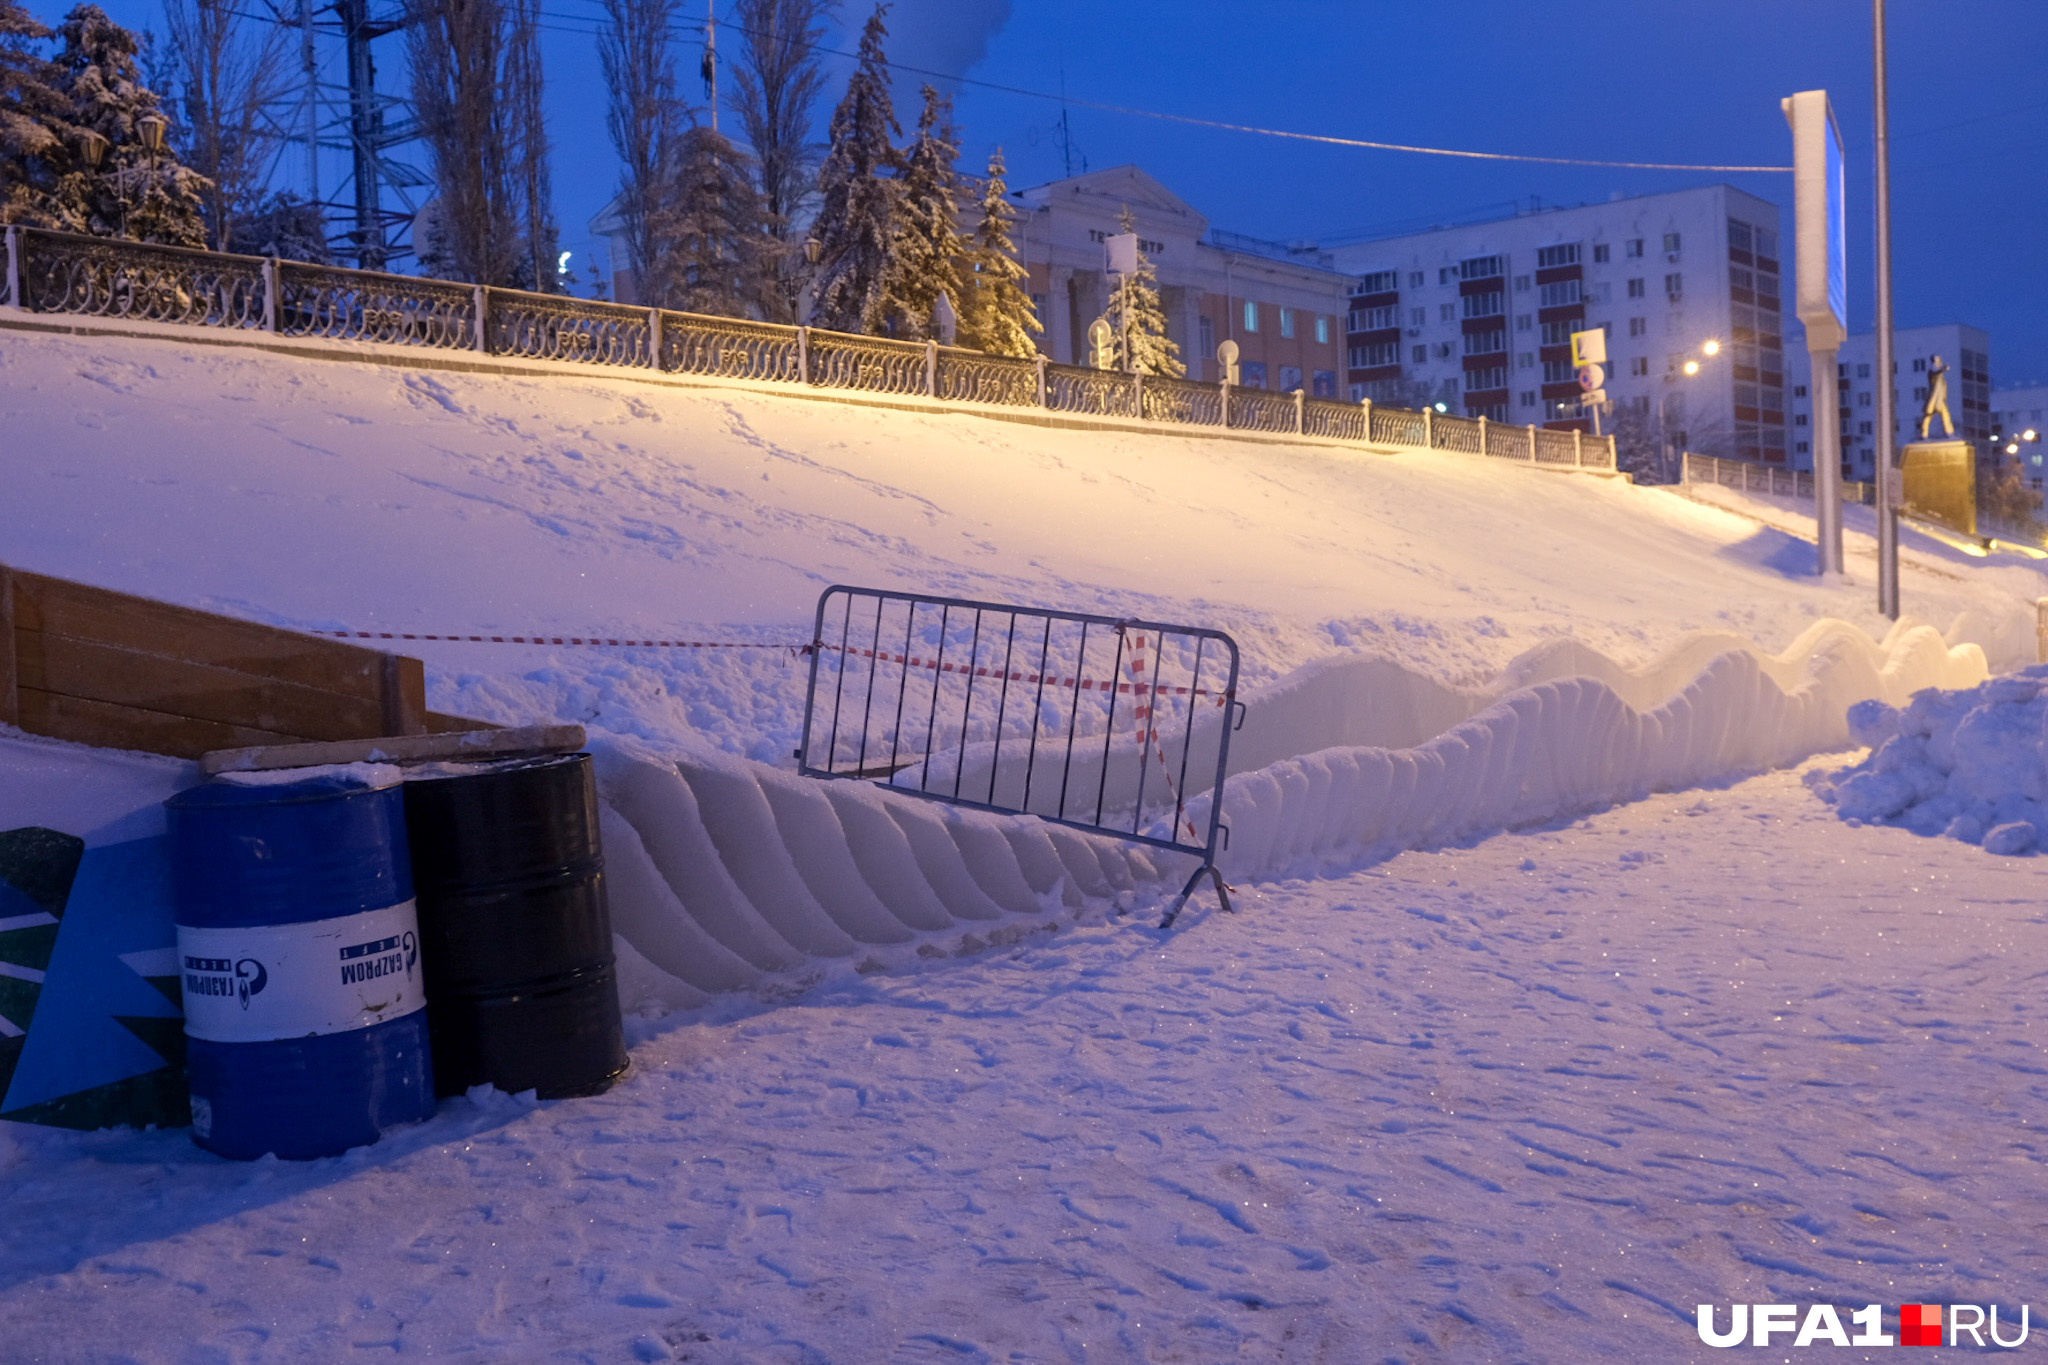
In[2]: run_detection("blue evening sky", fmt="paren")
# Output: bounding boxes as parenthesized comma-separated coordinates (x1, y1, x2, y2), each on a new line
(68, 0, 2048, 382)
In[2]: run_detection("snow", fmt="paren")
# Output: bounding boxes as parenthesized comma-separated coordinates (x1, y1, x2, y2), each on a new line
(9, 763, 2048, 1361)
(6, 323, 2048, 1359)
(1816, 665, 2048, 856)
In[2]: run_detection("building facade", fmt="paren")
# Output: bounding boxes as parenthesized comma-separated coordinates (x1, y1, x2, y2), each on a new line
(1009, 165, 1351, 389)
(1324, 186, 1787, 461)
(1992, 384, 2048, 490)
(1787, 324, 1993, 481)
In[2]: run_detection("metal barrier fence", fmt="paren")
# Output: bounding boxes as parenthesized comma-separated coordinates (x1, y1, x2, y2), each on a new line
(797, 586, 1243, 926)
(0, 224, 1617, 469)
(1683, 452, 1873, 506)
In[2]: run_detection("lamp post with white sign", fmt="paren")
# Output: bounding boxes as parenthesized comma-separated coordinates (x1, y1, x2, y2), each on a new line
(1783, 89, 1849, 577)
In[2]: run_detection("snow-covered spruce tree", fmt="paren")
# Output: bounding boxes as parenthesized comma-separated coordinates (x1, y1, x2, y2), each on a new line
(810, 2, 898, 335)
(955, 147, 1039, 358)
(42, 6, 209, 245)
(1100, 205, 1181, 377)
(666, 123, 770, 317)
(875, 83, 962, 341)
(0, 0, 71, 226)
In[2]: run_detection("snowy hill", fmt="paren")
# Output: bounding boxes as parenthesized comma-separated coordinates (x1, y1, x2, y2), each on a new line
(5, 323, 2048, 1362)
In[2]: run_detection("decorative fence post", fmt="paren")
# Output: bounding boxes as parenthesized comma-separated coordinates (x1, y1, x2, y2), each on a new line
(1477, 414, 1487, 454)
(4, 226, 20, 310)
(647, 308, 662, 370)
(797, 326, 810, 385)
(1423, 405, 1434, 449)
(924, 339, 937, 397)
(472, 285, 488, 354)
(1034, 353, 1047, 408)
(262, 258, 280, 333)
(1293, 388, 1305, 434)
(1573, 429, 1584, 466)
(1220, 378, 1231, 429)
(1132, 369, 1144, 419)
(1360, 397, 1372, 442)
(1528, 423, 1538, 461)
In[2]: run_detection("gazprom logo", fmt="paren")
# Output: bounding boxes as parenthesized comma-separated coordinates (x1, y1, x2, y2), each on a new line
(338, 930, 416, 986)
(1697, 1302, 2030, 1348)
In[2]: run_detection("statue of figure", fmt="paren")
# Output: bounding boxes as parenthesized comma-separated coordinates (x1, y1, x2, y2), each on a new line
(1919, 354, 1955, 440)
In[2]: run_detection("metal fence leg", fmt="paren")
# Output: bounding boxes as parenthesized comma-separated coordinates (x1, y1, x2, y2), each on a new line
(1160, 863, 1234, 929)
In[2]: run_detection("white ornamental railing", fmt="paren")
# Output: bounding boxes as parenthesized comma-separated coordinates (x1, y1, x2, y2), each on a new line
(0, 225, 1617, 470)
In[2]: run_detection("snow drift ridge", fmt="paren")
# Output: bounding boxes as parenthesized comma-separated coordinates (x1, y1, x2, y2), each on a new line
(600, 619, 1985, 1008)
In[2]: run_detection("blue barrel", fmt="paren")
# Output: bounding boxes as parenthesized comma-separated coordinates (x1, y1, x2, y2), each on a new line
(165, 771, 436, 1160)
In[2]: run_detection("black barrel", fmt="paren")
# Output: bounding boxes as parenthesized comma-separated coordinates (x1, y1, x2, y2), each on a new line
(400, 753, 627, 1099)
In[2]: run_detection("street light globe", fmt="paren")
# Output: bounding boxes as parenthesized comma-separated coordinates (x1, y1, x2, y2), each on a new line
(1701, 339, 1721, 356)
(2009, 443, 2022, 455)
(2025, 429, 2040, 442)
(1683, 359, 1701, 376)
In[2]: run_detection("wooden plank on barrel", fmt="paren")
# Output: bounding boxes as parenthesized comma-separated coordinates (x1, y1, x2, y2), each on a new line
(200, 723, 587, 775)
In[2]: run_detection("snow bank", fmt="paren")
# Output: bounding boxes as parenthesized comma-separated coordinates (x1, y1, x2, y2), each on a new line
(1812, 665, 2048, 854)
(596, 618, 1985, 1002)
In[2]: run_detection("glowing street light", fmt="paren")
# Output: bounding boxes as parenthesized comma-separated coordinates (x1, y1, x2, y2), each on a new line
(1702, 339, 1722, 356)
(1683, 359, 1701, 376)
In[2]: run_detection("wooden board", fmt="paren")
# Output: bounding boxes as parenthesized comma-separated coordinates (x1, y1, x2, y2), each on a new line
(19, 688, 302, 760)
(15, 630, 388, 740)
(2, 564, 467, 758)
(201, 723, 587, 775)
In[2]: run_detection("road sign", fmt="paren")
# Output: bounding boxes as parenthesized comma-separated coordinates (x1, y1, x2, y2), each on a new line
(1577, 363, 1605, 392)
(1104, 233, 1139, 277)
(1570, 329, 1607, 368)
(1580, 390, 1607, 408)
(1783, 89, 1846, 350)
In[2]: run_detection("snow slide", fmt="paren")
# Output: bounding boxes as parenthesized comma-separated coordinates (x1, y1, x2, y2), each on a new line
(600, 617, 1984, 1006)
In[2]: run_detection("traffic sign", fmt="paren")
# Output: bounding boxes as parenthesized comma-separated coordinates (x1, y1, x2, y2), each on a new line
(1570, 328, 1607, 368)
(1577, 363, 1605, 392)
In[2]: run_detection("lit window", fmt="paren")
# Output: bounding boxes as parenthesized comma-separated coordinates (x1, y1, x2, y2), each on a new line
(1314, 315, 1329, 344)
(1244, 300, 1259, 333)
(1280, 307, 1295, 339)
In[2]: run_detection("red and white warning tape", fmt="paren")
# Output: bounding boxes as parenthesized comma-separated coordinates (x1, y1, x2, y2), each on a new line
(818, 640, 1232, 706)
(315, 629, 797, 650)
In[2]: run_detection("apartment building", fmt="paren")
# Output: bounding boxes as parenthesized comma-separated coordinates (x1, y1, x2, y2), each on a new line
(1787, 324, 1993, 481)
(1992, 384, 2048, 490)
(1008, 165, 1351, 388)
(1326, 186, 1788, 460)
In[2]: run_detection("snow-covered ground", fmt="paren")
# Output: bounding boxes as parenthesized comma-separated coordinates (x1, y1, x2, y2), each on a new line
(6, 325, 2048, 1361)
(10, 762, 2048, 1363)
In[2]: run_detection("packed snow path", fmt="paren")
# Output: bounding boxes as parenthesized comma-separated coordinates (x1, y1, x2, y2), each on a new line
(7, 761, 2046, 1364)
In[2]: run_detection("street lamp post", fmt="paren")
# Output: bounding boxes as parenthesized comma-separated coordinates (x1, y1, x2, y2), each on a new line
(1873, 0, 1900, 618)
